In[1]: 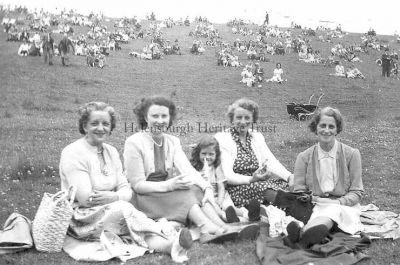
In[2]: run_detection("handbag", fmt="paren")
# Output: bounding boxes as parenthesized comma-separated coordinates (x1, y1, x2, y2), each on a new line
(273, 189, 314, 224)
(0, 213, 33, 254)
(147, 170, 168, 182)
(32, 185, 76, 252)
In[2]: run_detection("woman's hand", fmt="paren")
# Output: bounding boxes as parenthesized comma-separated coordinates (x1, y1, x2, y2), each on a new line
(252, 160, 271, 182)
(88, 190, 118, 206)
(313, 197, 340, 205)
(288, 174, 294, 187)
(167, 175, 193, 191)
(252, 167, 269, 182)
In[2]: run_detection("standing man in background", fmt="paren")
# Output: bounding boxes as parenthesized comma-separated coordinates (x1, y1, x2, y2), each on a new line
(58, 33, 75, 66)
(42, 31, 54, 65)
(381, 48, 392, 77)
(264, 11, 269, 25)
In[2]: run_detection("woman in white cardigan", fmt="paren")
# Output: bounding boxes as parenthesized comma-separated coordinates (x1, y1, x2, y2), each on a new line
(60, 102, 193, 262)
(124, 96, 242, 239)
(215, 98, 294, 210)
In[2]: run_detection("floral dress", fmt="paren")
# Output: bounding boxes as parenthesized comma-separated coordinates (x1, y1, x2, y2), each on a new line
(226, 128, 288, 207)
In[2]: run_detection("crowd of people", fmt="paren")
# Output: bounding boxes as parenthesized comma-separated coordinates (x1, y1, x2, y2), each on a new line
(57, 96, 365, 262)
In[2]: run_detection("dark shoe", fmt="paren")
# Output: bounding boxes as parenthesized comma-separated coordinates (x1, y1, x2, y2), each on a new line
(299, 225, 329, 249)
(225, 206, 240, 223)
(283, 236, 301, 249)
(178, 228, 193, 249)
(286, 221, 301, 243)
(199, 231, 238, 244)
(238, 223, 260, 240)
(248, 199, 261, 222)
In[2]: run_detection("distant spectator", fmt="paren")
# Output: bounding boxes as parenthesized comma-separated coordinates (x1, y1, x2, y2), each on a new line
(264, 12, 269, 25)
(58, 33, 75, 66)
(17, 40, 30, 56)
(42, 32, 54, 65)
(381, 49, 392, 77)
(266, 63, 285, 83)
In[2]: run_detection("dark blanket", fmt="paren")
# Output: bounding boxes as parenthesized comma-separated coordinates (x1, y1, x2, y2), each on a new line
(256, 231, 371, 265)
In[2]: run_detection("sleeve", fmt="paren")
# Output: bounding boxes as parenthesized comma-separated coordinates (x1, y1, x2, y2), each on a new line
(111, 148, 132, 201)
(215, 133, 253, 185)
(215, 166, 227, 184)
(338, 149, 364, 206)
(173, 138, 211, 191)
(123, 137, 146, 190)
(256, 133, 291, 181)
(293, 152, 308, 192)
(59, 149, 92, 205)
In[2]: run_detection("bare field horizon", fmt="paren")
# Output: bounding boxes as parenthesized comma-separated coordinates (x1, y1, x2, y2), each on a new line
(0, 13, 399, 265)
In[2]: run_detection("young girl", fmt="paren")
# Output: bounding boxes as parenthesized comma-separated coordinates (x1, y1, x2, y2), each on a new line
(190, 135, 250, 223)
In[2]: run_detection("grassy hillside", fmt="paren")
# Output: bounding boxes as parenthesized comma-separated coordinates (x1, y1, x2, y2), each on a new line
(0, 17, 399, 264)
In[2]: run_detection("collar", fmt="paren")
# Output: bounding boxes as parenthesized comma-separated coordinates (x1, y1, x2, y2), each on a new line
(229, 127, 254, 142)
(317, 140, 337, 160)
(81, 137, 103, 154)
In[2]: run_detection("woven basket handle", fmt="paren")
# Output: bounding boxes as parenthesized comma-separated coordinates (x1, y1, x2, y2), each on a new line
(52, 190, 68, 203)
(52, 185, 77, 205)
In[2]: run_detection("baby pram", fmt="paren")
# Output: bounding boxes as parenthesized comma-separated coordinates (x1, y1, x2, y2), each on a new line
(286, 93, 324, 121)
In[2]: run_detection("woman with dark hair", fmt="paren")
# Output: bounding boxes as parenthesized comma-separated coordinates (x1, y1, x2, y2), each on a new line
(60, 102, 193, 263)
(285, 106, 364, 248)
(124, 96, 251, 243)
(215, 98, 293, 219)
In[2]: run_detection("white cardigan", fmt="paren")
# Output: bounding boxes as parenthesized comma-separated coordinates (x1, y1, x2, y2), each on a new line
(59, 137, 132, 205)
(214, 130, 292, 185)
(123, 132, 210, 191)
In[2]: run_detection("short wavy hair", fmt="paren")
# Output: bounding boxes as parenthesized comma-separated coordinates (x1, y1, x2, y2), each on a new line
(133, 96, 177, 129)
(78, 102, 117, 135)
(227, 98, 259, 123)
(309, 106, 343, 134)
(190, 135, 221, 171)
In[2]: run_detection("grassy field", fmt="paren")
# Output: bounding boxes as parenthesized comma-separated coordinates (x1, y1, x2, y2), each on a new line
(0, 14, 399, 265)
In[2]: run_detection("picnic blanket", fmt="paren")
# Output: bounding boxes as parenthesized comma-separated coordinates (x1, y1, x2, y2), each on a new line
(63, 232, 150, 262)
(255, 203, 400, 264)
(256, 231, 371, 265)
(360, 204, 400, 239)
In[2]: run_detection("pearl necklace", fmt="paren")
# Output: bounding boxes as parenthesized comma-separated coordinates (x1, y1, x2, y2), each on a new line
(96, 146, 109, 176)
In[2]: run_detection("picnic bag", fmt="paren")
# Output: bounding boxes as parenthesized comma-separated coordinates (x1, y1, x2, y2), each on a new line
(32, 185, 76, 252)
(0, 213, 33, 254)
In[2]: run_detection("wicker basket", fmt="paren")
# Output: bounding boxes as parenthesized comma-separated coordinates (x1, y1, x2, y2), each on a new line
(32, 186, 76, 252)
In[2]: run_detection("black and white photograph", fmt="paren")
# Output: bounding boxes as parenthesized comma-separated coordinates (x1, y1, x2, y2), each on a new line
(0, 0, 399, 264)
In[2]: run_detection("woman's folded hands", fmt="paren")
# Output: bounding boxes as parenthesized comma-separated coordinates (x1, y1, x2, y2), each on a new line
(167, 175, 194, 191)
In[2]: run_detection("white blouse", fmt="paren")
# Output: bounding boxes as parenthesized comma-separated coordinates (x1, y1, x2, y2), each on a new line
(317, 140, 338, 194)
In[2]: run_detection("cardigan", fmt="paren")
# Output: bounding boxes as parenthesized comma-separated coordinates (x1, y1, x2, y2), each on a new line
(293, 141, 364, 206)
(214, 130, 292, 185)
(123, 132, 210, 192)
(59, 137, 132, 205)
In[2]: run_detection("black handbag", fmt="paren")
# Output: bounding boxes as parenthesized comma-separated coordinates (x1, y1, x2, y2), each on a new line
(273, 189, 314, 224)
(146, 170, 168, 182)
